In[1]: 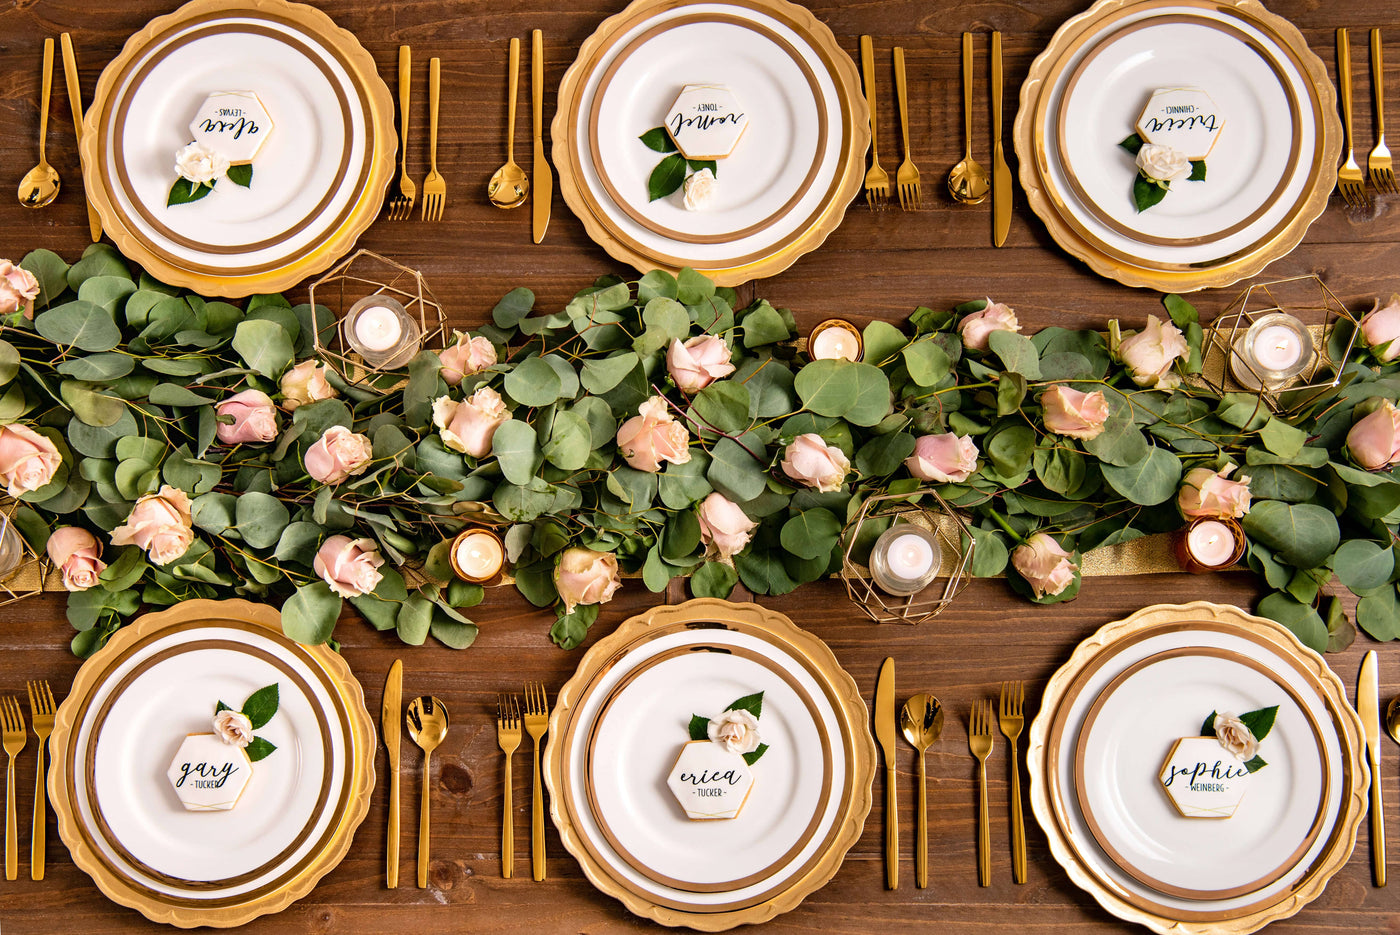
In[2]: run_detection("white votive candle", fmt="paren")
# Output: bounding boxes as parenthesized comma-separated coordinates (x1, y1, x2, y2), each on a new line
(809, 319, 863, 362)
(451, 530, 504, 582)
(870, 524, 943, 596)
(342, 294, 422, 369)
(353, 305, 402, 351)
(1187, 520, 1236, 567)
(1231, 312, 1314, 389)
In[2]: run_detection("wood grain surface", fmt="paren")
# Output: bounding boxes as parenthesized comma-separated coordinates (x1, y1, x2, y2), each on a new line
(0, 0, 1397, 931)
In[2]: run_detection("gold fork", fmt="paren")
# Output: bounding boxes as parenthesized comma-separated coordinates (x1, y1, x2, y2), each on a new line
(1338, 29, 1372, 208)
(893, 47, 921, 211)
(1370, 29, 1396, 193)
(523, 682, 550, 882)
(388, 45, 416, 220)
(998, 681, 1026, 885)
(2, 696, 26, 881)
(421, 57, 446, 220)
(496, 694, 521, 879)
(26, 681, 54, 881)
(968, 699, 992, 888)
(859, 36, 890, 208)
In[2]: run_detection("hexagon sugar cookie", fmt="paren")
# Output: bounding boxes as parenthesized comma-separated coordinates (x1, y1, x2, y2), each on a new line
(1135, 88, 1223, 161)
(667, 740, 755, 820)
(167, 733, 252, 812)
(190, 91, 273, 165)
(665, 85, 748, 161)
(1158, 736, 1251, 819)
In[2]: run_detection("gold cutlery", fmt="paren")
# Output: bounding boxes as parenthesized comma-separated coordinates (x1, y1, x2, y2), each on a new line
(873, 657, 897, 888)
(859, 36, 890, 208)
(1337, 29, 1371, 208)
(1387, 693, 1400, 745)
(892, 47, 920, 211)
(968, 699, 993, 887)
(1359, 650, 1385, 886)
(406, 695, 449, 889)
(998, 680, 1026, 884)
(899, 693, 943, 889)
(523, 682, 550, 881)
(381, 660, 403, 888)
(488, 37, 530, 209)
(26, 681, 54, 882)
(2, 696, 26, 881)
(991, 31, 1012, 245)
(388, 45, 416, 220)
(421, 57, 446, 221)
(949, 32, 989, 205)
(1370, 29, 1396, 193)
(19, 38, 61, 209)
(59, 35, 100, 242)
(531, 29, 552, 243)
(496, 693, 522, 878)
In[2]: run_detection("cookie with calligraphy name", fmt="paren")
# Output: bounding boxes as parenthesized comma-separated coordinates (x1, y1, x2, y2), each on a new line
(664, 85, 748, 161)
(666, 740, 756, 820)
(190, 91, 273, 165)
(1135, 88, 1223, 161)
(167, 733, 252, 812)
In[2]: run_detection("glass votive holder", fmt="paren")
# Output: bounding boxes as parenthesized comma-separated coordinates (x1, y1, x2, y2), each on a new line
(869, 522, 943, 596)
(0, 516, 21, 582)
(808, 318, 863, 362)
(449, 528, 505, 584)
(1174, 516, 1246, 574)
(341, 294, 423, 370)
(1229, 312, 1314, 391)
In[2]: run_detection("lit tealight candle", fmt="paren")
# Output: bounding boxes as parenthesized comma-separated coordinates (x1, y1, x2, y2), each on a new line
(870, 523, 943, 596)
(1230, 312, 1314, 390)
(808, 319, 863, 362)
(450, 529, 505, 583)
(342, 295, 423, 369)
(1177, 517, 1244, 573)
(354, 304, 402, 352)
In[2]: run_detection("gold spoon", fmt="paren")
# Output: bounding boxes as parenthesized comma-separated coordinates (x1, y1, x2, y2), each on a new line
(19, 38, 61, 209)
(488, 37, 529, 209)
(1386, 695, 1400, 745)
(900, 693, 944, 889)
(947, 32, 989, 205)
(406, 696, 449, 889)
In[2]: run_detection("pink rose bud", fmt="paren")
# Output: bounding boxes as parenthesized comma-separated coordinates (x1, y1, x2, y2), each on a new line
(1178, 464, 1252, 519)
(438, 332, 498, 386)
(697, 492, 758, 560)
(433, 386, 510, 458)
(0, 260, 40, 321)
(1360, 295, 1400, 363)
(279, 360, 337, 411)
(1041, 385, 1111, 440)
(555, 546, 622, 613)
(0, 423, 61, 497)
(1011, 532, 1078, 598)
(313, 535, 385, 598)
(616, 396, 692, 473)
(781, 433, 850, 492)
(666, 336, 736, 393)
(905, 433, 979, 483)
(215, 389, 279, 445)
(304, 425, 373, 485)
(110, 485, 194, 565)
(1118, 314, 1190, 389)
(1347, 400, 1400, 470)
(46, 526, 106, 591)
(957, 300, 1020, 352)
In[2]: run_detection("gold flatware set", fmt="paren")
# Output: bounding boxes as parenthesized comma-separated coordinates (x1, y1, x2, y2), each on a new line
(498, 684, 551, 880)
(386, 46, 449, 221)
(487, 31, 553, 241)
(18, 34, 101, 238)
(1336, 27, 1395, 207)
(382, 660, 451, 890)
(1, 681, 55, 882)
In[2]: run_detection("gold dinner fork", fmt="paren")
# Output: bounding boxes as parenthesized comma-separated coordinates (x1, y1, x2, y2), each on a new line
(496, 694, 521, 879)
(893, 47, 921, 210)
(1338, 28, 1372, 208)
(523, 682, 549, 881)
(2, 696, 26, 882)
(421, 57, 446, 220)
(968, 699, 992, 888)
(1370, 29, 1396, 193)
(859, 35, 890, 208)
(26, 681, 54, 881)
(998, 681, 1026, 885)
(388, 45, 417, 220)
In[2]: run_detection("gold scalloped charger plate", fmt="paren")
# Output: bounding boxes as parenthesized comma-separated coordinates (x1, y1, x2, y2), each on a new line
(49, 599, 376, 928)
(81, 0, 396, 297)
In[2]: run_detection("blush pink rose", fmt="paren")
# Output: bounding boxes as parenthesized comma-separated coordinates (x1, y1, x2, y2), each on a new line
(213, 709, 254, 748)
(313, 535, 385, 598)
(279, 360, 337, 411)
(905, 433, 979, 483)
(304, 425, 373, 485)
(1119, 314, 1190, 389)
(438, 332, 498, 386)
(697, 492, 758, 560)
(1011, 532, 1078, 598)
(433, 386, 510, 458)
(1348, 401, 1400, 470)
(1360, 295, 1400, 363)
(667, 336, 736, 393)
(110, 485, 194, 565)
(0, 423, 61, 497)
(0, 261, 40, 321)
(782, 433, 850, 492)
(1178, 464, 1252, 519)
(215, 389, 279, 445)
(1041, 385, 1111, 440)
(555, 547, 621, 613)
(958, 300, 1020, 352)
(46, 526, 106, 591)
(616, 396, 692, 473)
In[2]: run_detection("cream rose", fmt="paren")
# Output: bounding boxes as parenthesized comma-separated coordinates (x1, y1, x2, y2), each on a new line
(1119, 314, 1190, 389)
(46, 526, 106, 592)
(616, 396, 692, 473)
(904, 433, 978, 483)
(1348, 401, 1400, 470)
(958, 300, 1020, 352)
(213, 709, 255, 748)
(174, 141, 231, 185)
(1213, 713, 1260, 761)
(682, 168, 718, 210)
(555, 547, 622, 613)
(1360, 294, 1400, 363)
(437, 332, 498, 386)
(304, 425, 373, 485)
(1041, 385, 1110, 440)
(110, 485, 194, 565)
(697, 492, 757, 560)
(433, 386, 510, 458)
(781, 433, 850, 492)
(215, 389, 279, 445)
(707, 709, 761, 755)
(667, 336, 735, 394)
(1135, 143, 1192, 183)
(279, 360, 337, 411)
(313, 535, 385, 598)
(1178, 464, 1252, 519)
(0, 260, 40, 321)
(1011, 532, 1078, 599)
(0, 423, 61, 497)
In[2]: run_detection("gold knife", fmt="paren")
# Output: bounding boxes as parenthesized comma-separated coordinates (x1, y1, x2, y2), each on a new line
(874, 657, 898, 889)
(991, 31, 1011, 247)
(1360, 650, 1385, 886)
(59, 34, 101, 243)
(382, 659, 403, 888)
(531, 29, 552, 244)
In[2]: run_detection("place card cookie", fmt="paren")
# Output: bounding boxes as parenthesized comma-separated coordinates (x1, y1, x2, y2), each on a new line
(668, 690, 770, 821)
(1135, 88, 1223, 161)
(190, 91, 274, 164)
(664, 84, 748, 160)
(1158, 704, 1278, 819)
(167, 733, 252, 811)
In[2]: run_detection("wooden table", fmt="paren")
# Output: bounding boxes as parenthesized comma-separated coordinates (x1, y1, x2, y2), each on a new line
(0, 0, 1396, 931)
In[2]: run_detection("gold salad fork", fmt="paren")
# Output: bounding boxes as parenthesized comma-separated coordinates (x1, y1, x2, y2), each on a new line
(421, 57, 446, 220)
(26, 681, 55, 881)
(893, 47, 921, 210)
(968, 699, 992, 888)
(2, 696, 26, 882)
(1338, 29, 1371, 208)
(388, 45, 416, 220)
(998, 681, 1026, 885)
(859, 36, 890, 208)
(523, 682, 550, 881)
(1370, 29, 1397, 193)
(496, 694, 522, 879)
